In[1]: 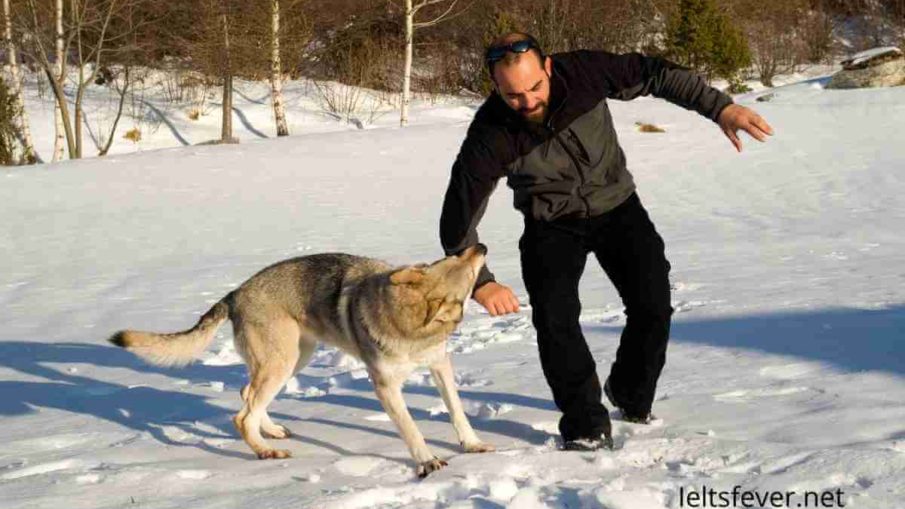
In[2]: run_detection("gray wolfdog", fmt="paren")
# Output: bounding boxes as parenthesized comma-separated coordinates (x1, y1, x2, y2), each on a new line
(109, 244, 494, 477)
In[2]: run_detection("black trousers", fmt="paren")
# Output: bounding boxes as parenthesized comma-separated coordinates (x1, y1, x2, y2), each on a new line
(519, 193, 673, 441)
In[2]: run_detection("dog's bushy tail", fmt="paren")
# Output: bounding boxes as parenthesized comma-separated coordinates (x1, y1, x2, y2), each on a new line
(109, 298, 230, 367)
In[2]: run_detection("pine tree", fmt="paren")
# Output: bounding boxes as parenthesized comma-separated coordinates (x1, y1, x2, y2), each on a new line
(667, 0, 751, 82)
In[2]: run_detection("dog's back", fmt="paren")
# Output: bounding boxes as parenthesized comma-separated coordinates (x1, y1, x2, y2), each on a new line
(228, 253, 389, 349)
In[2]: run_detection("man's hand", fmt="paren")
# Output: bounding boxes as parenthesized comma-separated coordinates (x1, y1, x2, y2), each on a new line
(717, 104, 774, 152)
(473, 282, 520, 316)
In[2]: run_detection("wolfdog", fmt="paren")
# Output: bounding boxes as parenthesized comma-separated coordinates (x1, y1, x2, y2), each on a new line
(109, 244, 494, 477)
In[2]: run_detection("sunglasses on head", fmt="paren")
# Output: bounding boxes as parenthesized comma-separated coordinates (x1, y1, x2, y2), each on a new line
(485, 38, 544, 69)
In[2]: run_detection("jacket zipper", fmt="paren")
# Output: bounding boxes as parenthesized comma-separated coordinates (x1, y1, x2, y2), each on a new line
(553, 130, 592, 218)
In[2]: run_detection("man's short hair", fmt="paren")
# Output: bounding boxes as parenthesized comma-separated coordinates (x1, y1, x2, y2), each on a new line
(486, 32, 546, 78)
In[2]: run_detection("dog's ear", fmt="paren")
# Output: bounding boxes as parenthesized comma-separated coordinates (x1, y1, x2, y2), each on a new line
(424, 299, 461, 326)
(390, 266, 426, 285)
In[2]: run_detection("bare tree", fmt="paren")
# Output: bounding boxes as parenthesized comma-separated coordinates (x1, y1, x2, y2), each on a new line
(20, 0, 137, 159)
(801, 0, 837, 63)
(71, 0, 121, 158)
(398, 0, 462, 127)
(736, 0, 808, 86)
(3, 0, 39, 163)
(97, 66, 130, 155)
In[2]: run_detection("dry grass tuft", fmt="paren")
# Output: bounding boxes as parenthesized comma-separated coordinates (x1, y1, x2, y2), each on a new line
(635, 122, 666, 133)
(123, 127, 142, 143)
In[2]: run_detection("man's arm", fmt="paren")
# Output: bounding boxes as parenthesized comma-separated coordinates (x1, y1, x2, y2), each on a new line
(577, 50, 733, 120)
(576, 50, 773, 150)
(440, 125, 520, 316)
(440, 127, 503, 289)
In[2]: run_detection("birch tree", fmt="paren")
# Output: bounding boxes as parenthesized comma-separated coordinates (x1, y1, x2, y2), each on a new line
(3, 0, 39, 163)
(219, 1, 235, 143)
(399, 0, 461, 127)
(53, 0, 65, 160)
(270, 0, 288, 136)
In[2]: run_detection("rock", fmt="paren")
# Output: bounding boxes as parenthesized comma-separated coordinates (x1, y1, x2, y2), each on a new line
(827, 47, 905, 89)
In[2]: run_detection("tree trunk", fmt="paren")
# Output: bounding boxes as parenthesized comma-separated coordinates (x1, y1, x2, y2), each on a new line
(270, 0, 288, 136)
(52, 0, 65, 161)
(43, 67, 77, 158)
(99, 68, 129, 156)
(400, 0, 414, 127)
(220, 7, 234, 143)
(3, 0, 38, 164)
(74, 65, 85, 159)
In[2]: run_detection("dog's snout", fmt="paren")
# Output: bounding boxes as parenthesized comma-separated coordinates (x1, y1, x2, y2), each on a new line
(457, 244, 487, 259)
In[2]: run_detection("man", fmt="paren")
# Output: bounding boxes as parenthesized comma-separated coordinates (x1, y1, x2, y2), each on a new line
(439, 33, 773, 451)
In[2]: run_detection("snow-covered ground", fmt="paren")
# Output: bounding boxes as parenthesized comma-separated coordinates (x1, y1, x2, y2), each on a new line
(2, 72, 904, 508)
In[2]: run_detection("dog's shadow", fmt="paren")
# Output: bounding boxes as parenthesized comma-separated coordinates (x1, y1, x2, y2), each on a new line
(0, 340, 557, 461)
(292, 374, 557, 448)
(0, 340, 267, 459)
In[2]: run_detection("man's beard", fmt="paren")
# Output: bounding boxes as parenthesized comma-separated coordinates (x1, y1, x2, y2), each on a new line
(520, 102, 548, 123)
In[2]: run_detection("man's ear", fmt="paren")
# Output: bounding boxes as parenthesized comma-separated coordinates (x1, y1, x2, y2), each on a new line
(544, 55, 552, 77)
(390, 266, 426, 285)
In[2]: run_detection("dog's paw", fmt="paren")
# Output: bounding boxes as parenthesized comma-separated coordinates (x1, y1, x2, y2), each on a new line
(262, 424, 292, 439)
(257, 449, 291, 460)
(416, 457, 448, 478)
(463, 441, 496, 453)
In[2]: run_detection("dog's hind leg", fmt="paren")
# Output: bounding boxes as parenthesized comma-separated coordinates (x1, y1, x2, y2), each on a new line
(258, 337, 317, 439)
(233, 320, 300, 459)
(430, 354, 495, 454)
(240, 382, 293, 440)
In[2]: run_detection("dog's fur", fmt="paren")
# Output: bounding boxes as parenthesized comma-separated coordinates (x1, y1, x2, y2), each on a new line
(109, 245, 493, 477)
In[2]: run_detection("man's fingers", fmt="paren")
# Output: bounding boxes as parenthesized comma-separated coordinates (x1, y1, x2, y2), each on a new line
(745, 122, 769, 142)
(507, 293, 520, 313)
(724, 127, 742, 152)
(753, 115, 774, 136)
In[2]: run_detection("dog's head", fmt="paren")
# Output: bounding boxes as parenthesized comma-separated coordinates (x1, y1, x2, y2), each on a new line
(383, 244, 488, 337)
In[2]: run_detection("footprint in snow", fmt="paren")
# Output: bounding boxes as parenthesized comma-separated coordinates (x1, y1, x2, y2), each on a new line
(713, 386, 812, 403)
(455, 371, 492, 388)
(674, 300, 708, 313)
(671, 281, 702, 293)
(332, 456, 386, 477)
(759, 363, 818, 380)
(450, 315, 533, 353)
(175, 470, 212, 480)
(1, 459, 93, 480)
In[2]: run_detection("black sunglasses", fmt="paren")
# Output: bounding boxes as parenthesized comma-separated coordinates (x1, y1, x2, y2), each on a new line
(485, 38, 545, 70)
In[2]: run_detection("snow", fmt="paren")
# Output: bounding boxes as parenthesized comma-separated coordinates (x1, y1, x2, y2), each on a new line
(842, 46, 903, 67)
(2, 70, 904, 508)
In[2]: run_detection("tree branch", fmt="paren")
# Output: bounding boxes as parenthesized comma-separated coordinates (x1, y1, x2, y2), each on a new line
(413, 0, 460, 28)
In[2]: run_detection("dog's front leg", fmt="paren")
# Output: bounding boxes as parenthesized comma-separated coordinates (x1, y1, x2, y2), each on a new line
(430, 354, 495, 454)
(372, 374, 446, 478)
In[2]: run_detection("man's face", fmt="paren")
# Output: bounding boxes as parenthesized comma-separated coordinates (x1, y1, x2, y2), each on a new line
(492, 55, 553, 124)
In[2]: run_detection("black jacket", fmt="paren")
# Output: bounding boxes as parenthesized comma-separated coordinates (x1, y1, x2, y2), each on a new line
(440, 50, 734, 288)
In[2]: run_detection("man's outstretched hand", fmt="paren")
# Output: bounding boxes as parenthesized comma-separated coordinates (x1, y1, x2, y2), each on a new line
(718, 104, 774, 152)
(473, 281, 520, 316)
